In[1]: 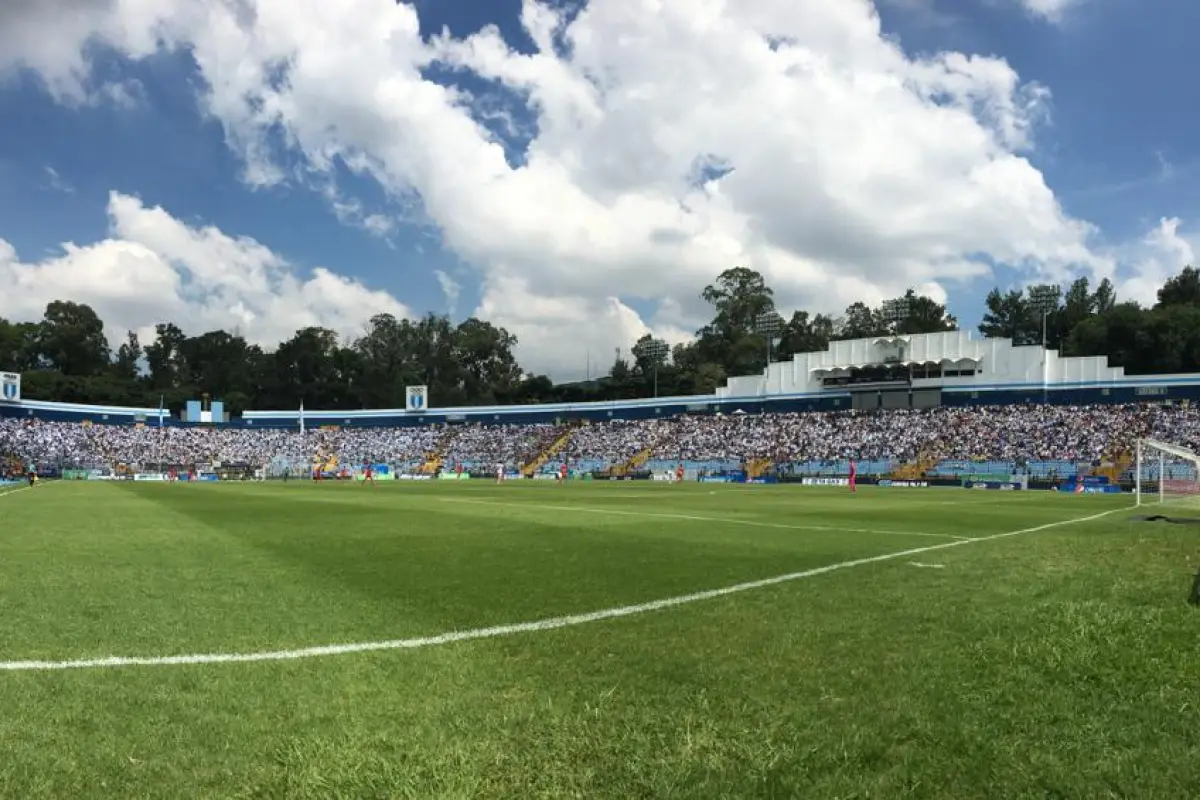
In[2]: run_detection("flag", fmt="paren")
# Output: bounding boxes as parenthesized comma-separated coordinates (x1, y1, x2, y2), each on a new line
(158, 395, 164, 427)
(299, 400, 305, 434)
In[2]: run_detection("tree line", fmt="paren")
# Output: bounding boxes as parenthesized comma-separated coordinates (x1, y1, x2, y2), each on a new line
(2, 264, 1199, 413)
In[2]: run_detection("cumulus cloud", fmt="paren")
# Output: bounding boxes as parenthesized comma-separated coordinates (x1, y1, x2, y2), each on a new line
(0, 192, 410, 350)
(1117, 218, 1198, 308)
(0, 0, 1127, 377)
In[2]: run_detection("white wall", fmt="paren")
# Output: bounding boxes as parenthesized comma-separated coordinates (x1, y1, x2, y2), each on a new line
(715, 331, 1128, 398)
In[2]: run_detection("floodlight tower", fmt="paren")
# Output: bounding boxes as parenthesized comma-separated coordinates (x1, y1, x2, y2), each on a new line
(880, 296, 911, 333)
(643, 338, 670, 398)
(1027, 285, 1059, 404)
(755, 311, 784, 372)
(879, 296, 912, 380)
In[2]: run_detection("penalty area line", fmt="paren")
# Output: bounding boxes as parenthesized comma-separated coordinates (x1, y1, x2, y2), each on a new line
(0, 506, 1125, 672)
(443, 497, 968, 540)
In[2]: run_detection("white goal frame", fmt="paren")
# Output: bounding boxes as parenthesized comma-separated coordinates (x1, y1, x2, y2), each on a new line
(1135, 438, 1200, 506)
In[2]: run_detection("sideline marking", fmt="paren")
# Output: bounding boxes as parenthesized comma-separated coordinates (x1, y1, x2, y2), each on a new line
(0, 506, 1125, 672)
(0, 482, 50, 498)
(444, 497, 968, 540)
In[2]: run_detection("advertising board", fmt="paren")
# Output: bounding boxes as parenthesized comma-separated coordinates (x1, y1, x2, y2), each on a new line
(963, 480, 1022, 490)
(801, 477, 849, 486)
(1059, 483, 1121, 494)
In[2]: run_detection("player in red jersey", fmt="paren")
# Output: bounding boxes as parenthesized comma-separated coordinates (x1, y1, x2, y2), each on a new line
(557, 462, 568, 484)
(168, 467, 177, 483)
(848, 459, 857, 493)
(362, 463, 375, 486)
(675, 462, 684, 483)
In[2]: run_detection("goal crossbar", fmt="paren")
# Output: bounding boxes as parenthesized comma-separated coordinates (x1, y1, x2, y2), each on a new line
(1141, 438, 1198, 463)
(1135, 438, 1200, 506)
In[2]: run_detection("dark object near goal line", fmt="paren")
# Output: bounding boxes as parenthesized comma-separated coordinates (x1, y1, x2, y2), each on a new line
(1189, 569, 1200, 607)
(1133, 514, 1200, 525)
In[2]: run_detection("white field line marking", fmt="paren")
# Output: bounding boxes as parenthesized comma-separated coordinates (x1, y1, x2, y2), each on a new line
(445, 497, 968, 540)
(0, 506, 1126, 672)
(908, 562, 946, 569)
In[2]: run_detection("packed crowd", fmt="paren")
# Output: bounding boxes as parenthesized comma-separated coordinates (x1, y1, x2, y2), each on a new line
(442, 423, 564, 468)
(3, 403, 1200, 473)
(0, 419, 442, 472)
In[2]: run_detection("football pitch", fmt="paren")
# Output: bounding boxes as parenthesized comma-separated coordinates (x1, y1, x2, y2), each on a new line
(0, 480, 1197, 798)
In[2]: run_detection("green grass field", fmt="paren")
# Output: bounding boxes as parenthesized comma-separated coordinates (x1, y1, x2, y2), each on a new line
(0, 479, 1197, 798)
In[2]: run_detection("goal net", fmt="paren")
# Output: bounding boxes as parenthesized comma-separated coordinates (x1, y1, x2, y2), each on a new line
(1135, 438, 1200, 506)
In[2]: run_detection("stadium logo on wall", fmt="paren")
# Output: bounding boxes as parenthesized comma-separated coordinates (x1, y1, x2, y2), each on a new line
(0, 372, 19, 402)
(406, 385, 428, 412)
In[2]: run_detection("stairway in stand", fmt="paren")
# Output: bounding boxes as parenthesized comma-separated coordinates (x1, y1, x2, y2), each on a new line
(891, 451, 935, 480)
(1093, 448, 1133, 484)
(614, 447, 653, 477)
(521, 423, 579, 477)
(746, 457, 773, 478)
(419, 428, 460, 475)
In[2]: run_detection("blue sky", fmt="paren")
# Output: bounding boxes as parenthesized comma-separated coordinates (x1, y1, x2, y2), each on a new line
(0, 0, 1196, 378)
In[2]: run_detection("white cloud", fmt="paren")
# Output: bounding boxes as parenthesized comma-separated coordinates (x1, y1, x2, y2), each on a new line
(433, 269, 460, 315)
(42, 166, 74, 194)
(0, 191, 410, 350)
(1014, 0, 1083, 23)
(0, 0, 1132, 378)
(1116, 218, 1198, 308)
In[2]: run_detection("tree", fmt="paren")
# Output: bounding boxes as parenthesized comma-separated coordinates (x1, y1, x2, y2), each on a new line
(838, 302, 883, 340)
(36, 300, 110, 376)
(1066, 302, 1148, 370)
(1093, 277, 1116, 315)
(979, 288, 1037, 344)
(144, 323, 189, 389)
(696, 267, 776, 375)
(0, 318, 38, 372)
(454, 318, 522, 404)
(113, 331, 142, 382)
(776, 310, 834, 359)
(631, 334, 669, 374)
(1157, 265, 1200, 307)
(354, 313, 421, 409)
(8, 263, 1200, 409)
(891, 290, 957, 335)
(271, 327, 345, 408)
(178, 330, 261, 403)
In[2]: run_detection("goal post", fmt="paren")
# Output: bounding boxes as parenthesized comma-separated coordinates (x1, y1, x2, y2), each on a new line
(1135, 438, 1200, 506)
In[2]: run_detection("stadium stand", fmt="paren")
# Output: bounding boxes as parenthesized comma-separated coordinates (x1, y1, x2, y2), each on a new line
(3, 403, 1198, 482)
